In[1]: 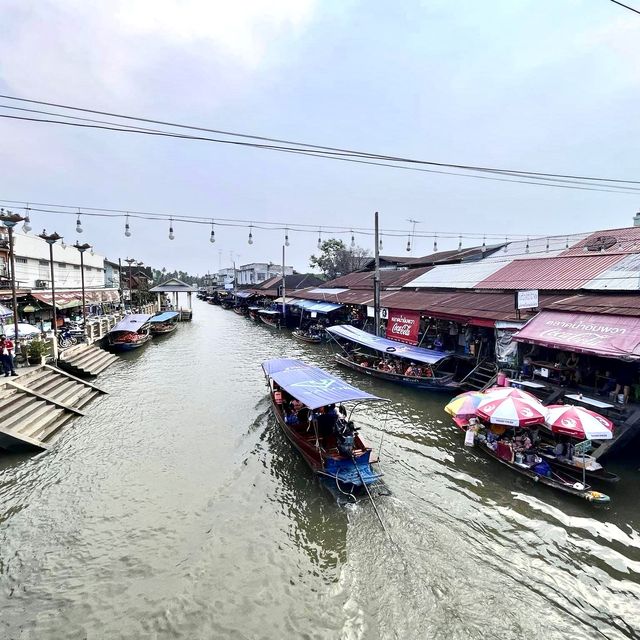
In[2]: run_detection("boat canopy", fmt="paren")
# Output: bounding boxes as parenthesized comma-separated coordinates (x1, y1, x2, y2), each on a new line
(259, 309, 281, 316)
(262, 358, 385, 410)
(109, 314, 152, 333)
(293, 300, 343, 313)
(149, 311, 179, 323)
(327, 325, 449, 365)
(235, 291, 254, 299)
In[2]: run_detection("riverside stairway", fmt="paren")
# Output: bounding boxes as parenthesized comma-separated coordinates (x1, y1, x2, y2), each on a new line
(58, 343, 118, 377)
(460, 360, 498, 391)
(0, 365, 106, 453)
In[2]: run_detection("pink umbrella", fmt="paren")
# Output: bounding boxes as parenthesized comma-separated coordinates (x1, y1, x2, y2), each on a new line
(477, 394, 546, 427)
(544, 405, 614, 440)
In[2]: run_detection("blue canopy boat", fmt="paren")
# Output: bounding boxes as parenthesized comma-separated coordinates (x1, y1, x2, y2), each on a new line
(326, 325, 462, 391)
(106, 314, 152, 351)
(262, 358, 387, 496)
(149, 311, 179, 335)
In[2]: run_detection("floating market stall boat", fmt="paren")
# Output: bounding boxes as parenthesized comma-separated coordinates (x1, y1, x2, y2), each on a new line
(262, 358, 387, 496)
(106, 314, 152, 352)
(292, 328, 324, 344)
(149, 311, 179, 335)
(326, 324, 462, 391)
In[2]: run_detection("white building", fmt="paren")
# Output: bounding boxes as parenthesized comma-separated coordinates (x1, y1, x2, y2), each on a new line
(11, 232, 107, 290)
(236, 262, 293, 286)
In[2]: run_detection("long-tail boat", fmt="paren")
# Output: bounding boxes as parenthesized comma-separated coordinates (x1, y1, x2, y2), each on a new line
(106, 314, 152, 352)
(149, 311, 179, 336)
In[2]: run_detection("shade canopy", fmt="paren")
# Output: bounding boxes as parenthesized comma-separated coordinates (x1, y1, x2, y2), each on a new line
(327, 325, 447, 365)
(262, 358, 385, 410)
(0, 322, 41, 337)
(444, 391, 485, 419)
(514, 310, 640, 361)
(294, 300, 343, 313)
(109, 314, 152, 334)
(149, 311, 179, 323)
(544, 405, 614, 440)
(477, 394, 546, 427)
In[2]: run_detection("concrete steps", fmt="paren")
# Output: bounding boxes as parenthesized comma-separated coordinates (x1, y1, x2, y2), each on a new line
(0, 365, 107, 453)
(58, 344, 119, 377)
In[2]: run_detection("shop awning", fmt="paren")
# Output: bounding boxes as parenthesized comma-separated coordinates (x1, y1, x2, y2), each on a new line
(293, 300, 343, 313)
(513, 310, 640, 360)
(32, 289, 120, 308)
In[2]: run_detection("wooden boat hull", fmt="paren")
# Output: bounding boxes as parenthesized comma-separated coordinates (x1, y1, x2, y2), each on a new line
(150, 324, 177, 336)
(538, 452, 620, 484)
(335, 354, 458, 391)
(107, 333, 152, 352)
(260, 314, 281, 328)
(292, 331, 323, 344)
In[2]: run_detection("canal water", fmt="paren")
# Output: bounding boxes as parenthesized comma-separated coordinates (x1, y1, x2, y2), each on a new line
(1, 301, 639, 639)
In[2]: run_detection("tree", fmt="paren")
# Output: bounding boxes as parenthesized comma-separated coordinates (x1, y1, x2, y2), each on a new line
(309, 239, 370, 280)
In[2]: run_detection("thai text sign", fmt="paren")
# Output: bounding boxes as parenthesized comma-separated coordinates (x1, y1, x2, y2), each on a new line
(385, 308, 420, 345)
(514, 311, 640, 360)
(515, 289, 539, 310)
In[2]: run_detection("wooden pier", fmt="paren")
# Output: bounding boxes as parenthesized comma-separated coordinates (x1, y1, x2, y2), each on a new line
(0, 365, 106, 453)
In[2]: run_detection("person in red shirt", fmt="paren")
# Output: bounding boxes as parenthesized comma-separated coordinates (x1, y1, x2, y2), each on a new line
(0, 335, 18, 377)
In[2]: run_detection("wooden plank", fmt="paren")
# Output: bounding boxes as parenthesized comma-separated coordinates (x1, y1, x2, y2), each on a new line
(6, 381, 86, 416)
(43, 365, 107, 394)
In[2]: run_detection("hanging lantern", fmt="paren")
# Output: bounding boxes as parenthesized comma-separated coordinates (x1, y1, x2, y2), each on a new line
(481, 235, 486, 253)
(317, 228, 322, 250)
(76, 210, 83, 234)
(433, 235, 438, 253)
(350, 231, 355, 250)
(525, 237, 530, 254)
(285, 228, 290, 247)
(169, 217, 175, 240)
(210, 221, 215, 244)
(248, 225, 254, 245)
(124, 213, 131, 237)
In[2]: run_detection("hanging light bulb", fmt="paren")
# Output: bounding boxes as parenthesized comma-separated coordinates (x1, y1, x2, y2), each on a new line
(565, 236, 569, 249)
(350, 231, 356, 250)
(406, 236, 411, 252)
(22, 205, 32, 233)
(284, 228, 290, 247)
(525, 237, 530, 254)
(433, 235, 438, 253)
(76, 209, 83, 234)
(124, 213, 131, 238)
(379, 235, 383, 251)
(317, 228, 322, 250)
(545, 237, 550, 253)
(248, 224, 253, 245)
(90, 246, 95, 256)
(481, 235, 486, 253)
(61, 239, 67, 249)
(210, 220, 215, 244)
(458, 235, 462, 251)
(503, 236, 508, 252)
(169, 217, 175, 240)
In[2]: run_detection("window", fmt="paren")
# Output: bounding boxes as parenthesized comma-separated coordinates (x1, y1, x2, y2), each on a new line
(16, 257, 27, 264)
(73, 265, 80, 270)
(39, 259, 48, 266)
(58, 263, 67, 268)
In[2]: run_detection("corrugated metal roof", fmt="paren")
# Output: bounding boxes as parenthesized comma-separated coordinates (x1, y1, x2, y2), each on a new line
(476, 254, 625, 290)
(403, 261, 507, 289)
(546, 294, 640, 316)
(560, 226, 640, 257)
(583, 253, 640, 290)
(484, 234, 591, 262)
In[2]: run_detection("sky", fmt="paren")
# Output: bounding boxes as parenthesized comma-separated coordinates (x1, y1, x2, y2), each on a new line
(1, 0, 639, 274)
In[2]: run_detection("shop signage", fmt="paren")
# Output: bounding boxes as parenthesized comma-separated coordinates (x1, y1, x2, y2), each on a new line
(515, 289, 539, 310)
(366, 306, 389, 319)
(574, 440, 592, 455)
(385, 308, 420, 345)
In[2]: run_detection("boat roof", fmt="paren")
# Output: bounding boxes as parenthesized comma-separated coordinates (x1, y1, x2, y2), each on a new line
(149, 311, 179, 323)
(262, 358, 386, 410)
(109, 314, 152, 333)
(326, 325, 449, 365)
(259, 309, 281, 315)
(293, 300, 343, 313)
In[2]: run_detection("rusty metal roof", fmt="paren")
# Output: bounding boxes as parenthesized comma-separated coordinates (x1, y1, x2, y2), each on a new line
(476, 254, 625, 290)
(560, 226, 640, 257)
(545, 294, 640, 316)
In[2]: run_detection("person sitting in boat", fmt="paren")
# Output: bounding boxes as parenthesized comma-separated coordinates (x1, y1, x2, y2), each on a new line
(404, 363, 419, 377)
(291, 398, 304, 412)
(315, 406, 338, 439)
(377, 360, 387, 371)
(284, 408, 299, 426)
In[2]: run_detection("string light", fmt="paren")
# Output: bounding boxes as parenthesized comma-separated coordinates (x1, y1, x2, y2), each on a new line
(458, 235, 462, 251)
(406, 235, 411, 252)
(317, 228, 322, 250)
(481, 235, 486, 253)
(285, 228, 290, 247)
(61, 238, 67, 249)
(379, 235, 383, 251)
(503, 236, 508, 252)
(248, 224, 254, 245)
(124, 213, 131, 237)
(350, 231, 355, 250)
(545, 237, 550, 253)
(525, 237, 530, 253)
(565, 237, 569, 249)
(210, 220, 215, 244)
(22, 204, 32, 233)
(433, 235, 438, 253)
(76, 209, 83, 233)
(168, 217, 175, 240)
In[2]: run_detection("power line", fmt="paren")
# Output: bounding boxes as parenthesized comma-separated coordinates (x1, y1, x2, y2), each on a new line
(0, 94, 639, 190)
(609, 0, 640, 16)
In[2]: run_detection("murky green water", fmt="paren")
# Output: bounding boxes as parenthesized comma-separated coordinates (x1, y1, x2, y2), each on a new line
(1, 301, 639, 639)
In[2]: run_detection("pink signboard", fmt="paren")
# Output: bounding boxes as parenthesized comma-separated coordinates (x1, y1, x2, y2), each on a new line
(513, 310, 640, 360)
(385, 308, 421, 345)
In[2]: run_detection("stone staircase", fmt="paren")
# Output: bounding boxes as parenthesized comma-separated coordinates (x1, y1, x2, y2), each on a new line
(460, 360, 498, 391)
(0, 365, 106, 453)
(58, 343, 119, 377)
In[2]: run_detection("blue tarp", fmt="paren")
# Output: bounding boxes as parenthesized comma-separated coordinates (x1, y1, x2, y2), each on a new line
(149, 311, 179, 323)
(326, 325, 448, 365)
(293, 300, 342, 314)
(235, 291, 254, 299)
(109, 314, 152, 334)
(262, 358, 385, 410)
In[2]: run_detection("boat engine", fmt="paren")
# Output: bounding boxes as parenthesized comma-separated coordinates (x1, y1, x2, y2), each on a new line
(335, 419, 356, 457)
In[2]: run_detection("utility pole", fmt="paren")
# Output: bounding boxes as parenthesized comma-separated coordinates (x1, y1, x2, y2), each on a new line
(373, 211, 381, 336)
(0, 209, 25, 346)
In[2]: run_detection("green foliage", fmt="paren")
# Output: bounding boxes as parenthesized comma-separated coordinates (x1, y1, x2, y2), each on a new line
(27, 339, 47, 357)
(309, 239, 371, 280)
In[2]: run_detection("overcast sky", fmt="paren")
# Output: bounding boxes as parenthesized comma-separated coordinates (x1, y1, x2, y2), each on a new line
(1, 0, 639, 274)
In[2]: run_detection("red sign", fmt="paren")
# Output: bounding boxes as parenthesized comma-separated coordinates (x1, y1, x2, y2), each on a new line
(386, 308, 421, 345)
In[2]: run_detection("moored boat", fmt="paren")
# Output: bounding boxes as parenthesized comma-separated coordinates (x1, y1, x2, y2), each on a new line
(262, 358, 387, 496)
(292, 329, 323, 344)
(106, 314, 152, 352)
(149, 311, 179, 335)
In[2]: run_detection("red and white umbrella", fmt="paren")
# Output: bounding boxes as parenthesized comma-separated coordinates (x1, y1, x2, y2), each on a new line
(544, 405, 614, 441)
(483, 386, 539, 403)
(477, 393, 546, 427)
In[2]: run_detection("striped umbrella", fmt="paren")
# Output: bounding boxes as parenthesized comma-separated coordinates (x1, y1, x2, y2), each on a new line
(444, 391, 485, 419)
(477, 393, 546, 427)
(544, 405, 614, 440)
(483, 386, 539, 403)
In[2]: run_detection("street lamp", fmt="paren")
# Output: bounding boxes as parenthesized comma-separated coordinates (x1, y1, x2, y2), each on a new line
(73, 241, 91, 328)
(125, 257, 135, 310)
(38, 230, 63, 338)
(0, 208, 25, 346)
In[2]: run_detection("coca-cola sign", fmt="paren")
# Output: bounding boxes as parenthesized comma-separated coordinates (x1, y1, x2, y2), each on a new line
(385, 308, 420, 345)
